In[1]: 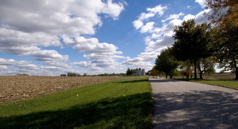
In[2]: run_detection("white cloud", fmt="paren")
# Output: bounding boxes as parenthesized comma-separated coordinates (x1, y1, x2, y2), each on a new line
(133, 20, 144, 30)
(122, 57, 153, 71)
(64, 36, 125, 73)
(132, 4, 167, 30)
(29, 50, 69, 62)
(147, 5, 168, 17)
(0, 0, 125, 35)
(65, 36, 122, 55)
(187, 6, 191, 9)
(140, 22, 155, 33)
(162, 12, 184, 23)
(0, 58, 72, 76)
(0, 28, 61, 47)
(194, 9, 210, 24)
(0, 0, 126, 75)
(195, 0, 206, 8)
(102, 0, 125, 20)
(183, 14, 196, 21)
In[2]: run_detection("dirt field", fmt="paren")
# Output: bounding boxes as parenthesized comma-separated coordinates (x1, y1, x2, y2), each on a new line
(0, 76, 131, 104)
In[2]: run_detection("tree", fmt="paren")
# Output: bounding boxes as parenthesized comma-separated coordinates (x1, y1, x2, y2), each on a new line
(172, 19, 214, 79)
(213, 24, 238, 79)
(205, 0, 238, 79)
(178, 60, 194, 79)
(155, 48, 179, 79)
(205, 0, 238, 27)
(150, 66, 158, 76)
(198, 56, 216, 78)
(126, 68, 132, 76)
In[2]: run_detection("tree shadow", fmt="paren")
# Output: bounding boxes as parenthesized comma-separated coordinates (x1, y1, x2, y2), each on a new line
(0, 93, 153, 129)
(153, 90, 238, 129)
(117, 79, 149, 83)
(149, 79, 181, 83)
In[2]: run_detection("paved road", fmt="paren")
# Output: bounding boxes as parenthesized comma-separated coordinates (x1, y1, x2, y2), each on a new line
(150, 78, 238, 129)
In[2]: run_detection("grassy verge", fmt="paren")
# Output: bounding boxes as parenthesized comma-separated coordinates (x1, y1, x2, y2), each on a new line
(180, 79, 238, 90)
(0, 77, 153, 129)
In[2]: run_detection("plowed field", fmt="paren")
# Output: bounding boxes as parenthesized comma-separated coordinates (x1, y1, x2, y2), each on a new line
(0, 76, 129, 104)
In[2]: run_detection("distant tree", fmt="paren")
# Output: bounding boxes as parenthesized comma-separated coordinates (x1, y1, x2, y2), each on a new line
(205, 0, 238, 27)
(67, 72, 80, 76)
(172, 19, 214, 79)
(126, 68, 136, 76)
(155, 48, 179, 79)
(150, 66, 158, 76)
(17, 73, 29, 76)
(126, 68, 131, 76)
(60, 74, 66, 76)
(83, 73, 87, 76)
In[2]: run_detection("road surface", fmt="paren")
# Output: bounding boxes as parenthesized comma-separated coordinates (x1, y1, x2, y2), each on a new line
(150, 78, 238, 129)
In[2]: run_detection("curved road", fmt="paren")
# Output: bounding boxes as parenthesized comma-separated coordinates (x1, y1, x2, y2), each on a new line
(150, 78, 238, 129)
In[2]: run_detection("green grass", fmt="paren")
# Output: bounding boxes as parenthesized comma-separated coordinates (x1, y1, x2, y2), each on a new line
(181, 79, 238, 90)
(0, 77, 153, 129)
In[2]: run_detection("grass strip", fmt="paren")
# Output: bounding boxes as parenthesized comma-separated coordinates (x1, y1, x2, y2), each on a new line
(0, 77, 153, 129)
(180, 79, 238, 90)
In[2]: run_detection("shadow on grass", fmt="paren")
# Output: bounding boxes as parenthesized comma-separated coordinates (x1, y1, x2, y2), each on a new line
(117, 78, 149, 83)
(0, 93, 153, 129)
(149, 79, 181, 83)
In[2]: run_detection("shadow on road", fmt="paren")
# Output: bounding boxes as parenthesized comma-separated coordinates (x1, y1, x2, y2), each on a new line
(153, 90, 238, 129)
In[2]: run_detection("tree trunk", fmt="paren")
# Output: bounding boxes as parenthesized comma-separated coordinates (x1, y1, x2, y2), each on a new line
(194, 60, 197, 79)
(165, 74, 168, 79)
(186, 74, 189, 79)
(235, 68, 238, 80)
(199, 72, 203, 79)
(232, 55, 238, 80)
(170, 75, 173, 79)
(197, 61, 203, 79)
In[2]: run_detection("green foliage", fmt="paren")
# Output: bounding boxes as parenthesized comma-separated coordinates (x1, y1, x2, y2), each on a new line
(179, 60, 194, 79)
(67, 72, 80, 76)
(172, 19, 214, 79)
(126, 68, 136, 76)
(0, 77, 153, 129)
(205, 0, 238, 27)
(198, 56, 216, 78)
(213, 24, 238, 79)
(150, 66, 158, 76)
(155, 48, 179, 79)
(98, 73, 125, 76)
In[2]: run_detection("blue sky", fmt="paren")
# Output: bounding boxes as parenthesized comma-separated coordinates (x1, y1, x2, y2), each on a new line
(0, 0, 210, 76)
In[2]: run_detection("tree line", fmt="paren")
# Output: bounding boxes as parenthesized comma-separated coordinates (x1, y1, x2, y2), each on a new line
(154, 0, 238, 80)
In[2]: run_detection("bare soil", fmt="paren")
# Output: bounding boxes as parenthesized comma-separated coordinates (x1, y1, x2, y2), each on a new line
(0, 76, 129, 104)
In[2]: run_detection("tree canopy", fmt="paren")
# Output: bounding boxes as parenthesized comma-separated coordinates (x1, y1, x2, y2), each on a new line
(213, 24, 238, 79)
(172, 19, 214, 79)
(205, 0, 238, 27)
(155, 48, 179, 79)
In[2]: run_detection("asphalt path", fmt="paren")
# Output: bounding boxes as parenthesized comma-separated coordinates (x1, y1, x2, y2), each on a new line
(150, 78, 238, 129)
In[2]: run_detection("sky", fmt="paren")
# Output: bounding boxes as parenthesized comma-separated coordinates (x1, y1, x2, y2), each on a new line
(0, 0, 211, 76)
